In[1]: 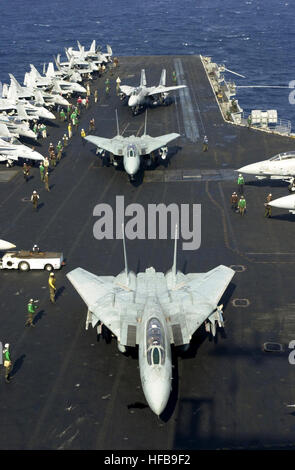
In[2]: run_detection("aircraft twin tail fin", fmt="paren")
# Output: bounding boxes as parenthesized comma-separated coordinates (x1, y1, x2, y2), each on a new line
(7, 84, 18, 103)
(140, 69, 147, 87)
(159, 69, 166, 87)
(90, 40, 96, 53)
(9, 74, 22, 92)
(16, 103, 29, 120)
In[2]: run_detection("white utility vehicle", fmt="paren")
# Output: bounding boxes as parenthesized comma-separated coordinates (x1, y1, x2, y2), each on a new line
(0, 250, 64, 271)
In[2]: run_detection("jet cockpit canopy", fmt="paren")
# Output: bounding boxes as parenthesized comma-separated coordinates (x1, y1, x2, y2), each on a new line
(146, 318, 165, 366)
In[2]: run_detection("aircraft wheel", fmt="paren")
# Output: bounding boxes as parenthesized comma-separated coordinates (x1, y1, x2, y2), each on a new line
(19, 261, 30, 272)
(44, 264, 53, 272)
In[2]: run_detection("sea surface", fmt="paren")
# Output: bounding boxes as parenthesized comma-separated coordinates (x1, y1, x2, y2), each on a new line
(0, 0, 295, 128)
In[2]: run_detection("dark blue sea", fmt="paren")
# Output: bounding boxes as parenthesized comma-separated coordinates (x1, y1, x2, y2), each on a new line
(1, 0, 295, 127)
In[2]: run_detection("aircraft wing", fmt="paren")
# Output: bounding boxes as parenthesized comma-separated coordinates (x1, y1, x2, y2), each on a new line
(139, 133, 180, 155)
(84, 135, 125, 156)
(67, 268, 139, 345)
(147, 85, 186, 96)
(167, 265, 235, 345)
(119, 85, 134, 96)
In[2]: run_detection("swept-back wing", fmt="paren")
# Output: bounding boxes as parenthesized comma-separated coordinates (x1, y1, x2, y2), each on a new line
(84, 135, 125, 156)
(148, 85, 186, 96)
(67, 268, 139, 345)
(139, 133, 180, 155)
(167, 265, 235, 345)
(119, 85, 135, 96)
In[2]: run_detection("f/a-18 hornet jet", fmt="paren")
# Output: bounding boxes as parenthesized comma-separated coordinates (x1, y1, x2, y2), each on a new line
(67, 227, 235, 415)
(84, 111, 180, 180)
(119, 69, 186, 115)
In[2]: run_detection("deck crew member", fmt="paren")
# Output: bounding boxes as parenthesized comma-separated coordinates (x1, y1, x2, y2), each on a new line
(50, 150, 56, 167)
(31, 190, 39, 211)
(62, 134, 68, 147)
(67, 105, 72, 121)
(44, 171, 50, 192)
(86, 83, 91, 97)
(48, 142, 54, 154)
(116, 77, 121, 95)
(105, 78, 110, 95)
(39, 162, 45, 182)
(33, 122, 39, 138)
(23, 163, 30, 182)
(203, 135, 208, 152)
(237, 173, 245, 195)
(56, 141, 63, 161)
(172, 71, 177, 84)
(89, 118, 95, 132)
(41, 123, 47, 138)
(3, 343, 12, 383)
(43, 157, 50, 174)
(94, 89, 98, 103)
(238, 195, 246, 216)
(25, 299, 38, 327)
(32, 244, 39, 252)
(81, 128, 86, 144)
(68, 122, 72, 139)
(48, 272, 56, 303)
(264, 193, 272, 218)
(59, 108, 66, 122)
(247, 115, 252, 129)
(231, 192, 238, 211)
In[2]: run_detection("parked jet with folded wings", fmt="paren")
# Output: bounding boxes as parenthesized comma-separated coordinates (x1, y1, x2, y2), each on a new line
(67, 228, 235, 415)
(119, 69, 187, 115)
(0, 127, 44, 164)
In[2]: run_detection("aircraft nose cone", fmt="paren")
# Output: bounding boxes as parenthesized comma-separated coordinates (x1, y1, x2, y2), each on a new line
(269, 195, 295, 209)
(124, 157, 140, 177)
(0, 239, 16, 250)
(128, 95, 137, 107)
(76, 85, 86, 93)
(237, 164, 259, 175)
(32, 150, 45, 161)
(43, 109, 56, 120)
(143, 377, 170, 416)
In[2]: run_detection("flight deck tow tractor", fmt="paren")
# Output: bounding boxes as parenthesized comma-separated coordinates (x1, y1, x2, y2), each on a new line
(0, 248, 65, 272)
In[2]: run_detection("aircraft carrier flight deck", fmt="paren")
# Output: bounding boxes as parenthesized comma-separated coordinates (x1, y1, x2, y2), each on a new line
(1, 55, 295, 450)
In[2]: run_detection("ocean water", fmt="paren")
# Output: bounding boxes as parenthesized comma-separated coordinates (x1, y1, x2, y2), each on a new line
(1, 0, 295, 127)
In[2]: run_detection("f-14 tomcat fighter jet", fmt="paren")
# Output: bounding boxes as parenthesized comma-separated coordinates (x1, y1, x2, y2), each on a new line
(84, 111, 180, 180)
(119, 69, 187, 115)
(67, 228, 235, 415)
(237, 151, 295, 190)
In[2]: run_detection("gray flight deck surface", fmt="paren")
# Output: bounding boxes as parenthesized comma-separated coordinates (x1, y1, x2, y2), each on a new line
(1, 55, 295, 450)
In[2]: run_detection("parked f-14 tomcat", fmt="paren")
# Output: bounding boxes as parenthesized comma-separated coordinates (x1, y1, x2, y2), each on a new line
(84, 111, 180, 181)
(119, 69, 186, 115)
(237, 151, 295, 191)
(66, 227, 235, 415)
